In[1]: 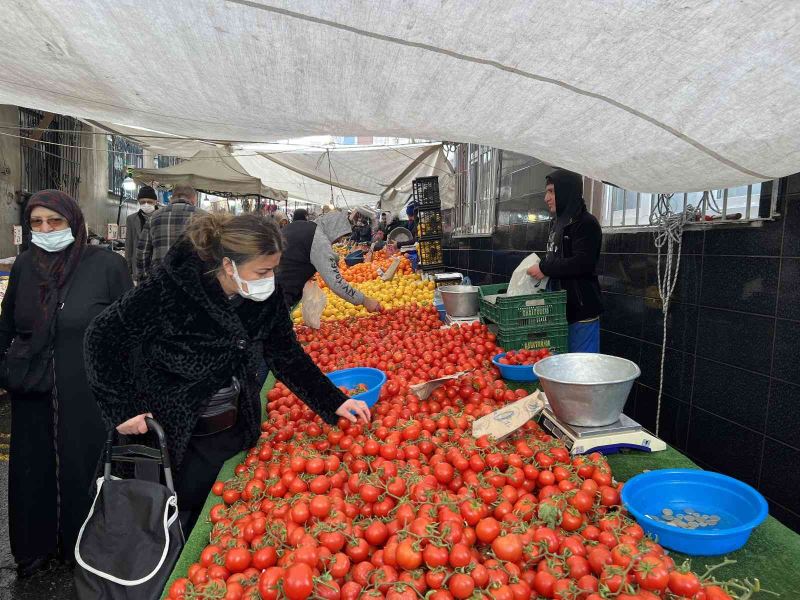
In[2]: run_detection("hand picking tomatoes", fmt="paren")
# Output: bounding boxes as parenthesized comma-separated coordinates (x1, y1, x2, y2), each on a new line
(172, 310, 746, 600)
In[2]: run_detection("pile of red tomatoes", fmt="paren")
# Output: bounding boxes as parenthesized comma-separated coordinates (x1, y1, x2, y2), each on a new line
(167, 309, 736, 600)
(497, 349, 552, 367)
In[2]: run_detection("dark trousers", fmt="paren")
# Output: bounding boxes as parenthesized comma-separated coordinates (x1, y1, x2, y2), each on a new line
(173, 424, 244, 533)
(256, 361, 269, 393)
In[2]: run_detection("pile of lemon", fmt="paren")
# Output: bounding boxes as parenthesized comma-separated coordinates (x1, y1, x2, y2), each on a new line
(292, 273, 436, 324)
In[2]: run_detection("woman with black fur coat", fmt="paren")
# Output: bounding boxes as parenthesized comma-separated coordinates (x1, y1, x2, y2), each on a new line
(84, 213, 369, 529)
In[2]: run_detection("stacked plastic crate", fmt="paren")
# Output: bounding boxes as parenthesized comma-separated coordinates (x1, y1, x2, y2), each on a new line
(412, 176, 445, 275)
(478, 283, 569, 353)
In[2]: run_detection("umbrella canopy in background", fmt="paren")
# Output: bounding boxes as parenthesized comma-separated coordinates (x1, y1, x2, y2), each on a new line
(131, 147, 288, 201)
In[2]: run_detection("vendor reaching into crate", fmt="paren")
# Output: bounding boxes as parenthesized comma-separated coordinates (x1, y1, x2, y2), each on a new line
(526, 169, 603, 353)
(276, 210, 382, 312)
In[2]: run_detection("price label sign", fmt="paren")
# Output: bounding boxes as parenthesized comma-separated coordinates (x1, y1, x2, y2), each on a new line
(13, 225, 22, 246)
(106, 223, 119, 240)
(119, 225, 127, 240)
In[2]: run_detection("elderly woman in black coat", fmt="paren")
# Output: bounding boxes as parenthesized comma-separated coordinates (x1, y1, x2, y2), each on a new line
(0, 190, 132, 577)
(84, 212, 369, 530)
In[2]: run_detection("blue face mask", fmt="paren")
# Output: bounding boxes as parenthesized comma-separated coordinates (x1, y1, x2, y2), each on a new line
(31, 229, 75, 253)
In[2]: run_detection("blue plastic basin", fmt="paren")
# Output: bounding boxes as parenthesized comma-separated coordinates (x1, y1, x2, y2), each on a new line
(621, 469, 768, 555)
(326, 367, 387, 408)
(492, 353, 539, 382)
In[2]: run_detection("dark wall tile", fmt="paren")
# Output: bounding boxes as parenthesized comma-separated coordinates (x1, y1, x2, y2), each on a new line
(600, 330, 642, 365)
(634, 386, 689, 450)
(695, 308, 774, 375)
(492, 226, 511, 251)
(777, 258, 800, 321)
(510, 224, 527, 250)
(700, 255, 779, 316)
(600, 293, 644, 338)
(469, 250, 493, 273)
(691, 358, 770, 431)
(773, 319, 800, 386)
(456, 249, 469, 271)
(641, 298, 698, 354)
(526, 223, 550, 252)
(704, 219, 783, 257)
(492, 250, 529, 277)
(681, 230, 705, 255)
(759, 439, 800, 515)
(767, 380, 800, 450)
(602, 254, 650, 296)
(638, 343, 694, 402)
(603, 231, 655, 254)
(766, 501, 800, 535)
(645, 254, 702, 304)
(686, 408, 763, 486)
(624, 383, 638, 417)
(782, 196, 800, 257)
(466, 270, 493, 286)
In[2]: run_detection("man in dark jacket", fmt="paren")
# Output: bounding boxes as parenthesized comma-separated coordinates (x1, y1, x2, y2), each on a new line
(125, 185, 158, 282)
(527, 169, 603, 352)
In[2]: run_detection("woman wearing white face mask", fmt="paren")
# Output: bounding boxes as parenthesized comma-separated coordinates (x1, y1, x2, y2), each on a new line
(84, 212, 370, 530)
(0, 190, 132, 577)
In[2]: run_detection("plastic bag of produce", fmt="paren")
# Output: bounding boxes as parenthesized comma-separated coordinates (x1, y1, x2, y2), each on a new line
(301, 281, 327, 329)
(507, 252, 549, 296)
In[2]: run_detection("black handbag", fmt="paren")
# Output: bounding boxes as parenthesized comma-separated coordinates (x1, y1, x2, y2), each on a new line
(73, 418, 184, 600)
(193, 376, 241, 437)
(4, 275, 75, 394)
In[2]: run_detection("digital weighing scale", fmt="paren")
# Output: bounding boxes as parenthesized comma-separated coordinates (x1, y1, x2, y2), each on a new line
(539, 408, 666, 455)
(445, 314, 481, 326)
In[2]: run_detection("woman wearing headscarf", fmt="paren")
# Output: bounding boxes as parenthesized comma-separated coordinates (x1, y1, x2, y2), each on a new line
(0, 190, 132, 577)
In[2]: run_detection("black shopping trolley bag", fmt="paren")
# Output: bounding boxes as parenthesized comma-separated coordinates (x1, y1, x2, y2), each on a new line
(74, 418, 185, 600)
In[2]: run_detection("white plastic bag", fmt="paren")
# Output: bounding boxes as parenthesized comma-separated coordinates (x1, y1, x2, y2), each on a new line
(507, 252, 549, 296)
(301, 281, 327, 329)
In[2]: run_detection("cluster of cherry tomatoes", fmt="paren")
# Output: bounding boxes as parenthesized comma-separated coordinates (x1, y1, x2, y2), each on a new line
(167, 309, 740, 600)
(497, 349, 552, 367)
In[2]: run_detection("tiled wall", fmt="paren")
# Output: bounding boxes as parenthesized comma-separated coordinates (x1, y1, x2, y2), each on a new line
(443, 169, 800, 533)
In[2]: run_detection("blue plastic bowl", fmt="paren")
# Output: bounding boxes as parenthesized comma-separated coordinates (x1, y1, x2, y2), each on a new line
(621, 469, 768, 555)
(435, 303, 447, 323)
(492, 353, 539, 382)
(327, 367, 387, 408)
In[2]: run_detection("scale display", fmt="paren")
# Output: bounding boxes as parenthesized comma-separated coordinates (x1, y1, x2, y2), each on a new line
(539, 409, 666, 455)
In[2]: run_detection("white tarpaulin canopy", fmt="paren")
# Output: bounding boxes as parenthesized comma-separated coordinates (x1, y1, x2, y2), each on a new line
(233, 143, 455, 211)
(131, 148, 289, 201)
(2, 1, 799, 192)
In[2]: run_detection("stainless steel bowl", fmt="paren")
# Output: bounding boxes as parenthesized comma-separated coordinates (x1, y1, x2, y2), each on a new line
(532, 353, 641, 427)
(439, 285, 480, 317)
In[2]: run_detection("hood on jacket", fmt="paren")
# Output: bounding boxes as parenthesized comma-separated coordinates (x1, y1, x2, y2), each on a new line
(316, 210, 352, 244)
(548, 168, 585, 220)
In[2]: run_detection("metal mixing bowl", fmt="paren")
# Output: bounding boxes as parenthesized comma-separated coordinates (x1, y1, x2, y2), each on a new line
(439, 285, 480, 317)
(532, 353, 641, 427)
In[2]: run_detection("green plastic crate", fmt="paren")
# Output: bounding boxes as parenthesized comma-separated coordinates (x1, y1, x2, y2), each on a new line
(493, 322, 569, 353)
(479, 284, 567, 328)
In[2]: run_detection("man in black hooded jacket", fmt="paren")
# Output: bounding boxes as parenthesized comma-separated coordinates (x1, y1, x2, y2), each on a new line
(527, 169, 603, 352)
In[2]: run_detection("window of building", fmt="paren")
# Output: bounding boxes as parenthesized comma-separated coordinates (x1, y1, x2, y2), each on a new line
(19, 108, 82, 198)
(451, 143, 501, 237)
(597, 181, 780, 228)
(107, 135, 143, 195)
(155, 154, 182, 169)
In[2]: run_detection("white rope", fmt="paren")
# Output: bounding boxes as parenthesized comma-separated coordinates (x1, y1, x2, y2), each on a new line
(649, 193, 702, 436)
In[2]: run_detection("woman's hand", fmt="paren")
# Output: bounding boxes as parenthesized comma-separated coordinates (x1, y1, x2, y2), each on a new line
(527, 264, 545, 280)
(336, 399, 371, 424)
(116, 412, 153, 435)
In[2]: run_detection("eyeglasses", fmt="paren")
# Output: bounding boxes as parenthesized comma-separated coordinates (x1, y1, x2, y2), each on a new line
(30, 216, 68, 230)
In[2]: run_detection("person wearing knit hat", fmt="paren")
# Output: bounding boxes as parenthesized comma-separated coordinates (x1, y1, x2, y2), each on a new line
(125, 185, 159, 282)
(292, 208, 308, 221)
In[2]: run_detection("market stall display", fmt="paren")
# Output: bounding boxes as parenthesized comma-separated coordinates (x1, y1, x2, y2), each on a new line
(162, 302, 772, 600)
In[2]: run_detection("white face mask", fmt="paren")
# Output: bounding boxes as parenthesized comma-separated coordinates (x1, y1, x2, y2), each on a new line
(139, 203, 156, 215)
(231, 260, 275, 302)
(31, 229, 75, 253)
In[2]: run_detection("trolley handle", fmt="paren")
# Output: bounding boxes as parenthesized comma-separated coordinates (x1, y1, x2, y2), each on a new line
(103, 417, 175, 493)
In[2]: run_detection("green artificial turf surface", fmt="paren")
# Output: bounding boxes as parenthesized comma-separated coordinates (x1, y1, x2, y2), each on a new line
(163, 376, 800, 598)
